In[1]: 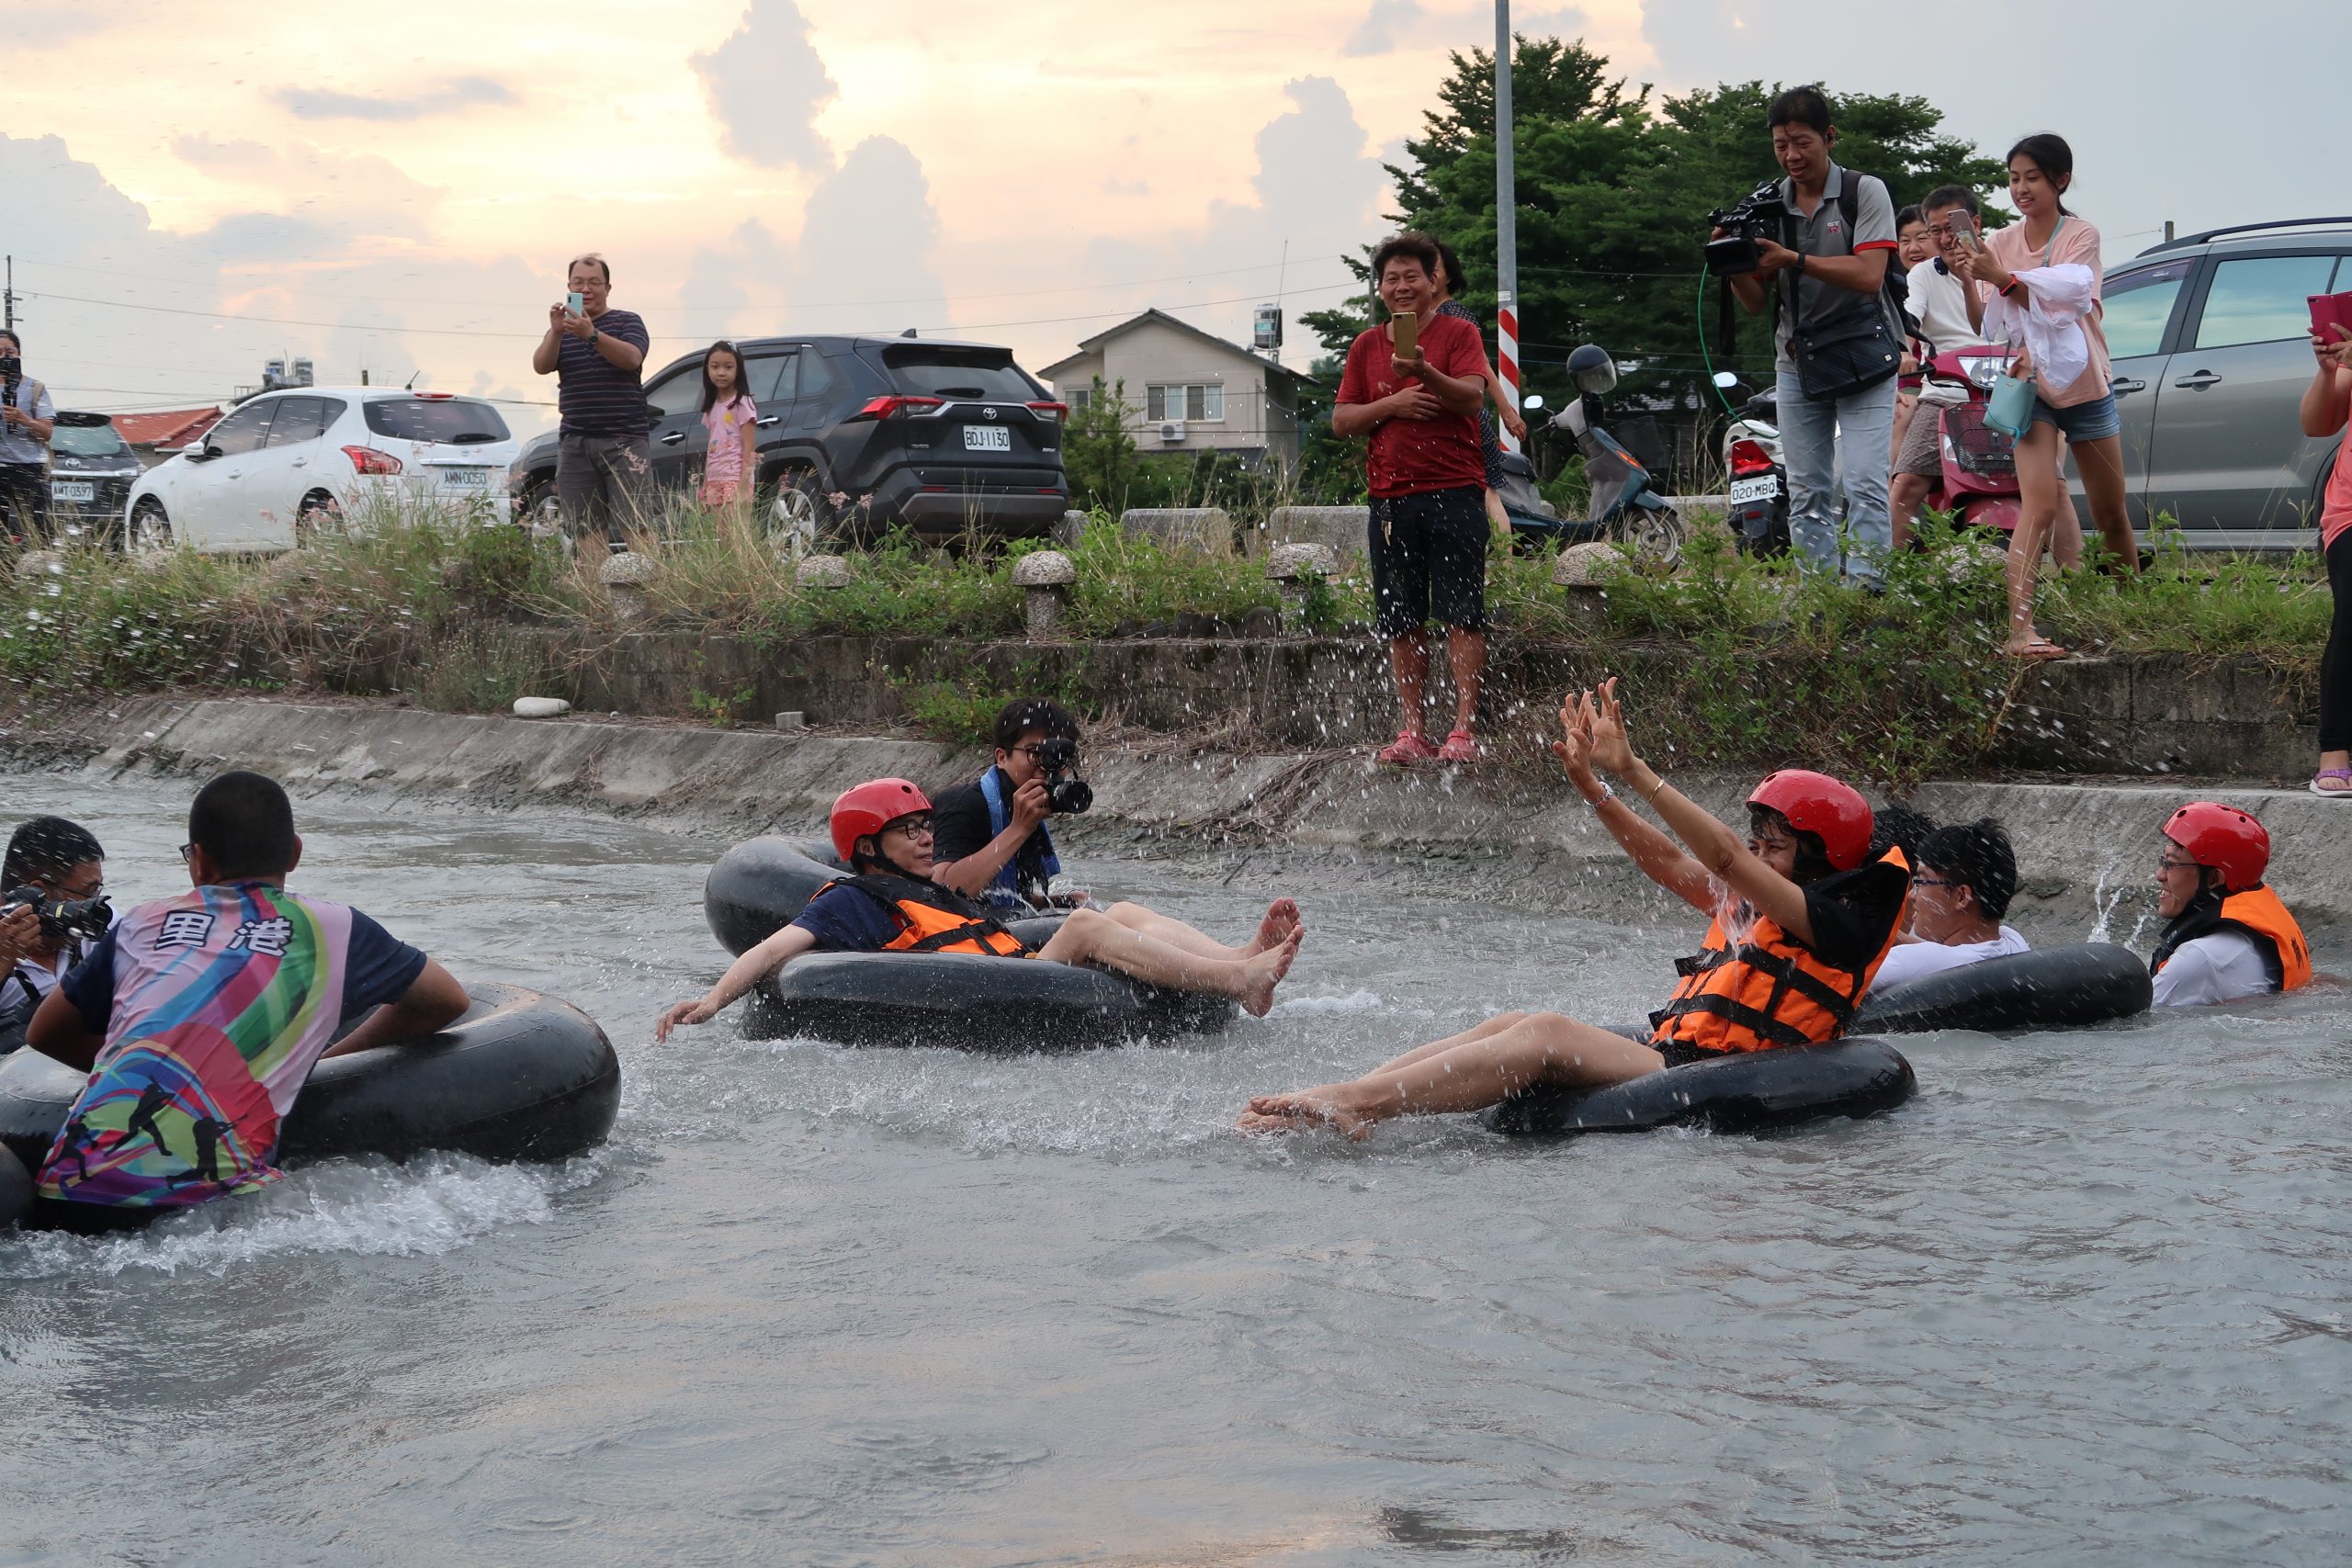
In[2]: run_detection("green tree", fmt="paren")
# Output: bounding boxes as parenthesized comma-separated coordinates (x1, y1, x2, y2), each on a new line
(1060, 376, 1141, 512)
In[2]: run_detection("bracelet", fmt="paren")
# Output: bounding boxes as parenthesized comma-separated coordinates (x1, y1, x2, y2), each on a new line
(1584, 782, 1615, 809)
(1794, 253, 1806, 277)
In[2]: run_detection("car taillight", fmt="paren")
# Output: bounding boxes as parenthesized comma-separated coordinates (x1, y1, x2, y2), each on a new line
(343, 445, 403, 475)
(855, 395, 944, 421)
(414, 391, 453, 400)
(1729, 438, 1774, 478)
(1025, 400, 1069, 425)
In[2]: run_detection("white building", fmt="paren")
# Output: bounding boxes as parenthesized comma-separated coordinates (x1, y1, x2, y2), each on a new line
(1040, 309, 1315, 472)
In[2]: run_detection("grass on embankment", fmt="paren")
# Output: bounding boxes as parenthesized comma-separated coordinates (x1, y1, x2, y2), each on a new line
(0, 497, 2327, 785)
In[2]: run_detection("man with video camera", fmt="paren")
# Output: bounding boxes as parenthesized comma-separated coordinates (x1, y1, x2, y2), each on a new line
(0, 817, 109, 1051)
(931, 698, 1095, 915)
(0, 330, 59, 547)
(1713, 85, 1905, 585)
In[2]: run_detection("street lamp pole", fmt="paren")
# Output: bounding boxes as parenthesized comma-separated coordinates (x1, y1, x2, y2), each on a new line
(1493, 3, 1520, 449)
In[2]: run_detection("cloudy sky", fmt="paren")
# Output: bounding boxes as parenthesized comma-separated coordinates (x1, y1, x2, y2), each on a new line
(3, 0, 2336, 432)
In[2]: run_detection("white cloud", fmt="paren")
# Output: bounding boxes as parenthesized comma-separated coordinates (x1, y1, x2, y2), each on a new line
(272, 76, 518, 122)
(1344, 0, 1426, 56)
(691, 0, 840, 173)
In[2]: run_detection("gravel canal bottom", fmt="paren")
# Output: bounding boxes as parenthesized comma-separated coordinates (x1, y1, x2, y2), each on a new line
(2, 774, 2347, 1567)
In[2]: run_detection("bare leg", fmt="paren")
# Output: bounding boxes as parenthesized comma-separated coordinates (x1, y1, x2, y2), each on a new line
(1446, 626, 1486, 736)
(2072, 433, 2138, 574)
(1098, 898, 1300, 960)
(1038, 908, 1300, 1017)
(2049, 450, 2085, 570)
(1888, 472, 1932, 549)
(2006, 423, 2064, 653)
(1239, 1011, 1663, 1138)
(1358, 1011, 1532, 1077)
(1484, 487, 1510, 540)
(1389, 630, 1429, 737)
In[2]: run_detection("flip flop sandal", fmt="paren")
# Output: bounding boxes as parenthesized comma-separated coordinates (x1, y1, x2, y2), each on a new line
(2311, 769, 2352, 798)
(2005, 639, 2070, 660)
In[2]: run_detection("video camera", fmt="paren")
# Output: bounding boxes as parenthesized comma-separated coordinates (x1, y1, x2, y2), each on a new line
(3, 886, 113, 945)
(1705, 180, 1792, 276)
(1034, 738, 1093, 816)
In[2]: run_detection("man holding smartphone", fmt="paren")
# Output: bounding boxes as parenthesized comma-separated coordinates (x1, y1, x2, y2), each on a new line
(531, 252, 650, 551)
(0, 330, 57, 547)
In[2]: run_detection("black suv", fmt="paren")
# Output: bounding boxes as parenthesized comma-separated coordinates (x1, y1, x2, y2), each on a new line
(45, 412, 147, 542)
(510, 333, 1069, 545)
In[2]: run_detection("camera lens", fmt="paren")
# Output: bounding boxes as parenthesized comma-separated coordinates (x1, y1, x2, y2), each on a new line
(1047, 779, 1094, 816)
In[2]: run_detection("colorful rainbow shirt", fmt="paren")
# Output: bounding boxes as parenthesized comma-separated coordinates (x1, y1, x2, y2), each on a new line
(37, 881, 422, 1208)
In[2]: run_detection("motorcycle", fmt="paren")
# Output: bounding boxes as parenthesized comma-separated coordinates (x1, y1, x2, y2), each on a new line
(1541, 344, 1683, 565)
(1917, 346, 2021, 536)
(1713, 371, 1789, 556)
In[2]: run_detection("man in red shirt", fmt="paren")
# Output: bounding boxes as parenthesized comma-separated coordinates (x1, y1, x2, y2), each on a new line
(1336, 233, 1493, 764)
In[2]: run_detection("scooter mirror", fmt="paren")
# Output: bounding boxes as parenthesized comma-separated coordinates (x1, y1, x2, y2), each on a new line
(1521, 393, 1544, 411)
(1713, 371, 1739, 389)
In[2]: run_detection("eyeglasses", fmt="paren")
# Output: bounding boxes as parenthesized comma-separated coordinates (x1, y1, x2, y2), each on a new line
(1012, 744, 1073, 763)
(886, 817, 934, 840)
(39, 872, 105, 899)
(2155, 855, 2201, 875)
(1913, 874, 1959, 889)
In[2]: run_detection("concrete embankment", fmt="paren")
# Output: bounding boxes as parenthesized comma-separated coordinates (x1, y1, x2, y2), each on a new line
(7, 695, 2347, 931)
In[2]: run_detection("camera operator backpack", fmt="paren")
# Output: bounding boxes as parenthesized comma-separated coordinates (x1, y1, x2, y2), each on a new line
(1837, 179, 1921, 339)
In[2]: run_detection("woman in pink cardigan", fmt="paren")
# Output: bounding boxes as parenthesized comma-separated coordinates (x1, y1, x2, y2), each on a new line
(1955, 133, 2139, 659)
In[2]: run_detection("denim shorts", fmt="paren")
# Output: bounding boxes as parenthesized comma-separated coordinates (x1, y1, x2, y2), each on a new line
(2029, 389, 2120, 444)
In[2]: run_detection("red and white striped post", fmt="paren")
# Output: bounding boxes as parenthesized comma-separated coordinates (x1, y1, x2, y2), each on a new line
(1496, 292, 1520, 452)
(1493, 1, 1521, 452)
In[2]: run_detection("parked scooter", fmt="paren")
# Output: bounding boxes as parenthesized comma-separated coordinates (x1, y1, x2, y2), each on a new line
(1544, 344, 1683, 565)
(1712, 371, 1789, 556)
(1917, 346, 2021, 536)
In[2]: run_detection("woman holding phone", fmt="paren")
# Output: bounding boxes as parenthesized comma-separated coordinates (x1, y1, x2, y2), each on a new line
(1952, 133, 2138, 660)
(2300, 319, 2352, 796)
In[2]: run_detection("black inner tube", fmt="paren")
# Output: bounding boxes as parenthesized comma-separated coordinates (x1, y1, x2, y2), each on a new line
(1853, 943, 2152, 1034)
(1484, 1038, 1917, 1138)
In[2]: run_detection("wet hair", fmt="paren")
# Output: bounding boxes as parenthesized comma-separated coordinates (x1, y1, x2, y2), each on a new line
(1431, 238, 1470, 298)
(567, 251, 612, 285)
(4, 817, 103, 888)
(187, 771, 298, 880)
(700, 341, 749, 413)
(0, 329, 19, 353)
(1370, 232, 1442, 290)
(1918, 818, 2018, 920)
(1919, 184, 1981, 220)
(1896, 204, 1924, 232)
(1767, 85, 1835, 137)
(1869, 802, 1936, 865)
(1748, 804, 1837, 886)
(993, 697, 1080, 755)
(2005, 133, 2075, 216)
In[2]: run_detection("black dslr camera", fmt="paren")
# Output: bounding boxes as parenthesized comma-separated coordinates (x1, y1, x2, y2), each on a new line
(1034, 738, 1092, 816)
(4, 886, 114, 944)
(1706, 180, 1792, 276)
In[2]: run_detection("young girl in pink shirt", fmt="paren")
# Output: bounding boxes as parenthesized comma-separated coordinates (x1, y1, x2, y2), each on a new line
(1954, 134, 2140, 659)
(698, 341, 759, 510)
(2301, 321, 2352, 796)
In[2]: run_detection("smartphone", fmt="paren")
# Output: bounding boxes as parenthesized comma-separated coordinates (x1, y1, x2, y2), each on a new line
(566, 290, 585, 315)
(1950, 221, 1980, 255)
(2309, 292, 2352, 341)
(1391, 310, 1419, 358)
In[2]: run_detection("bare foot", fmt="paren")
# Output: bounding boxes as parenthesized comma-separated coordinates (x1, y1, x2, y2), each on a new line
(1245, 897, 1302, 956)
(1236, 1087, 1374, 1140)
(1237, 930, 1303, 1018)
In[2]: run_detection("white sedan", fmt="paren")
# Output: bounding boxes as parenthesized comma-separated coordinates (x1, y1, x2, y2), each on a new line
(122, 387, 519, 552)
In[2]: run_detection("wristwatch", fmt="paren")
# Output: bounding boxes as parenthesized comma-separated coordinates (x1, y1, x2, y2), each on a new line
(589, 327, 601, 344)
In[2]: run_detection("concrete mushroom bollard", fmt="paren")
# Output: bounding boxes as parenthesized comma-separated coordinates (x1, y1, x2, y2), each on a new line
(1551, 541, 1623, 630)
(1012, 548, 1078, 639)
(12, 550, 64, 582)
(796, 554, 853, 591)
(1266, 542, 1340, 633)
(598, 547, 660, 621)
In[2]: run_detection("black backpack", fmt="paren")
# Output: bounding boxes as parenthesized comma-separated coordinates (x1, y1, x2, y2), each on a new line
(1836, 176, 1920, 338)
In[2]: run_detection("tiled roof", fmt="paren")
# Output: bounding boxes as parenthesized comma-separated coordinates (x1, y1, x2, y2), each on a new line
(110, 407, 224, 448)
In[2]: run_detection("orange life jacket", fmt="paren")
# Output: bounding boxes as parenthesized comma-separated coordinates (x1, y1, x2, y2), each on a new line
(820, 875, 1029, 957)
(2153, 884, 2311, 992)
(1650, 850, 1911, 1054)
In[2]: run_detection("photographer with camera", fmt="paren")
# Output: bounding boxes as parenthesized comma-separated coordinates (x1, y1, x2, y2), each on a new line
(931, 698, 1095, 914)
(0, 817, 109, 1051)
(0, 330, 58, 547)
(1712, 85, 1905, 586)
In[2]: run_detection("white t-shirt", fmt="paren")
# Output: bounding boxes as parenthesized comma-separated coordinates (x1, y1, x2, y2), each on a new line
(1871, 925, 2030, 991)
(0, 948, 74, 1031)
(2150, 931, 2277, 1008)
(1906, 259, 1986, 357)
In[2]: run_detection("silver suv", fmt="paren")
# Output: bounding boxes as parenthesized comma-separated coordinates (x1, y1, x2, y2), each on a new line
(2087, 217, 2351, 547)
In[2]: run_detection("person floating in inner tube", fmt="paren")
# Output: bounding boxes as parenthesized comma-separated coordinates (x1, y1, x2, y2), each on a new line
(655, 778, 1304, 1039)
(930, 698, 1096, 917)
(2149, 803, 2312, 1007)
(1238, 680, 1910, 1139)
(1871, 817, 2030, 990)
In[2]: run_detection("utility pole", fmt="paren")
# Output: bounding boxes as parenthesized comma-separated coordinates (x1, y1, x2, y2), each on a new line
(4, 256, 16, 333)
(1493, 6, 1521, 451)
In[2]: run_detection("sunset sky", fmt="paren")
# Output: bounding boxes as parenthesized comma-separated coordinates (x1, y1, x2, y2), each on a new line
(4, 0, 2335, 434)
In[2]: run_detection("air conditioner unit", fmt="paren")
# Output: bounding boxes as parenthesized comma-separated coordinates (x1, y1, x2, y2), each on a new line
(1159, 421, 1186, 444)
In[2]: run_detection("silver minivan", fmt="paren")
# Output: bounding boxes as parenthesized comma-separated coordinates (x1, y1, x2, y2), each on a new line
(2085, 218, 2352, 548)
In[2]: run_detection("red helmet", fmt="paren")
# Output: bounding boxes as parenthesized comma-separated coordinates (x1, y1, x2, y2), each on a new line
(830, 777, 932, 862)
(2163, 801, 2269, 892)
(1747, 770, 1873, 873)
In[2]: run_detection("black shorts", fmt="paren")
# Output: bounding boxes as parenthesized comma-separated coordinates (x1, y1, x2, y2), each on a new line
(1369, 486, 1488, 638)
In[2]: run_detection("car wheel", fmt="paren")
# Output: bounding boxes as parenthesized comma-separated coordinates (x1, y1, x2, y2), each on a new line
(296, 489, 344, 543)
(125, 498, 175, 557)
(762, 466, 831, 555)
(518, 479, 560, 539)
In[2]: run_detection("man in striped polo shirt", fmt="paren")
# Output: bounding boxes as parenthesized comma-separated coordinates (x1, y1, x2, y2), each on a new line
(532, 251, 652, 550)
